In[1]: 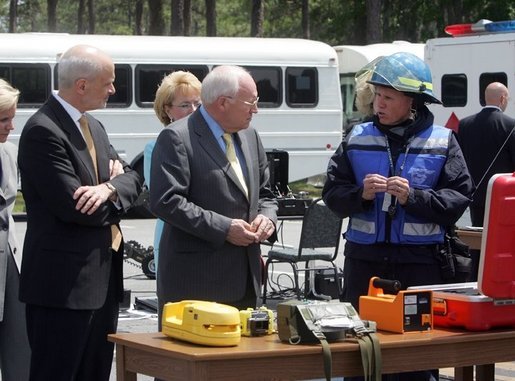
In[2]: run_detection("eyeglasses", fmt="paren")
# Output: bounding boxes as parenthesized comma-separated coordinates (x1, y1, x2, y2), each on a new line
(172, 101, 201, 110)
(224, 96, 259, 108)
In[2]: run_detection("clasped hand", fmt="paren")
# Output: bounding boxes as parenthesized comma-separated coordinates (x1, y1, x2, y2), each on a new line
(362, 174, 410, 205)
(226, 214, 275, 246)
(73, 159, 124, 215)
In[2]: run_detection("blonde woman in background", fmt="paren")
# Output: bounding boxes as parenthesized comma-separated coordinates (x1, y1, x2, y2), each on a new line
(144, 71, 202, 275)
(0, 78, 30, 381)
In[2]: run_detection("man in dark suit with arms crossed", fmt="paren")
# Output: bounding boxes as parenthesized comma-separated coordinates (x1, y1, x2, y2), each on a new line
(150, 65, 277, 318)
(458, 81, 515, 280)
(18, 45, 142, 381)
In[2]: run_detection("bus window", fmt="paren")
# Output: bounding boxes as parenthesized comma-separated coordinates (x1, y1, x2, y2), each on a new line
(285, 67, 318, 107)
(0, 64, 50, 107)
(479, 73, 507, 106)
(107, 65, 131, 108)
(441, 74, 467, 107)
(245, 66, 281, 107)
(135, 65, 209, 107)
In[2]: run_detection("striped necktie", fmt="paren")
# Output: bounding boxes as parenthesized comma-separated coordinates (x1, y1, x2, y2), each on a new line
(223, 132, 248, 197)
(79, 115, 122, 251)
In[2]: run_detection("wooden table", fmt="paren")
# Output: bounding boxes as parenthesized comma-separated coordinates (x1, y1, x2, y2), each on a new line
(456, 229, 482, 250)
(109, 329, 515, 381)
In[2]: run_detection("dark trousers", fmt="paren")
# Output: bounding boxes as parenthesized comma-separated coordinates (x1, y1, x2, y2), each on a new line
(468, 206, 485, 282)
(26, 264, 119, 381)
(0, 253, 31, 381)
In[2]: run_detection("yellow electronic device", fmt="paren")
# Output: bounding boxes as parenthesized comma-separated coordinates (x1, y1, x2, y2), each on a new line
(240, 307, 275, 336)
(162, 300, 241, 346)
(359, 277, 433, 333)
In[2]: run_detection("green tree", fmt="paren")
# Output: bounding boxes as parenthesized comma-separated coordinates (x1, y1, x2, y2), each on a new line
(148, 0, 165, 35)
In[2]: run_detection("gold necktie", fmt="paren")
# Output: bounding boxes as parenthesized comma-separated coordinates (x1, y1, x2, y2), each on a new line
(79, 115, 122, 251)
(223, 133, 248, 197)
(79, 115, 98, 183)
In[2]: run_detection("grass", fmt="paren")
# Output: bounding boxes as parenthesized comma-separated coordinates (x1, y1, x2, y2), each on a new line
(12, 178, 325, 216)
(14, 191, 25, 213)
(289, 178, 323, 199)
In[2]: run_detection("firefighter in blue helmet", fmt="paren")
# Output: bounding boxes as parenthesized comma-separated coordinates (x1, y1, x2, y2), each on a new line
(323, 52, 473, 381)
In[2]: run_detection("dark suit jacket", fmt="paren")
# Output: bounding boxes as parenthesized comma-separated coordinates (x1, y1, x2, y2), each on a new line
(458, 107, 515, 224)
(18, 95, 142, 309)
(150, 109, 277, 307)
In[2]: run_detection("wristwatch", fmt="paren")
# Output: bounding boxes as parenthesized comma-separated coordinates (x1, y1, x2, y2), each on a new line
(105, 182, 117, 200)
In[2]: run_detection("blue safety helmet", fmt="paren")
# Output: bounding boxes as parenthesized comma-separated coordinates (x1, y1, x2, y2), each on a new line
(367, 52, 442, 104)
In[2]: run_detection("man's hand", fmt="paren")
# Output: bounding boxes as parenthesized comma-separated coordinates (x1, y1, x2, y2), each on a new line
(362, 173, 388, 200)
(226, 219, 259, 246)
(386, 176, 410, 205)
(73, 184, 113, 215)
(250, 214, 275, 243)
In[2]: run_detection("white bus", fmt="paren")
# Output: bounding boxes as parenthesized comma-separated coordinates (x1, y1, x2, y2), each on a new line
(425, 20, 515, 129)
(2, 33, 342, 214)
(333, 41, 424, 128)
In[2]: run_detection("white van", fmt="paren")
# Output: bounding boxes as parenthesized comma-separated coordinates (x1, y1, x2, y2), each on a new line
(333, 41, 424, 127)
(2, 33, 342, 188)
(425, 20, 515, 128)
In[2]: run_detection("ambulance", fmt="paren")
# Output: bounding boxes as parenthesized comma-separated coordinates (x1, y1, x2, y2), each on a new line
(424, 19, 515, 130)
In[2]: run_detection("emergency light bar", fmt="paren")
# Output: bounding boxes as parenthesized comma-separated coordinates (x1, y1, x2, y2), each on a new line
(445, 19, 515, 37)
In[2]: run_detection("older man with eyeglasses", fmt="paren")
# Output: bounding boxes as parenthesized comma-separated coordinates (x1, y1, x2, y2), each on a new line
(150, 65, 278, 322)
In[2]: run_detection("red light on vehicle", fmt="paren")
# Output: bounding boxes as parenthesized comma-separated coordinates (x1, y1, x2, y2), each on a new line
(445, 19, 495, 36)
(326, 143, 332, 149)
(445, 24, 473, 36)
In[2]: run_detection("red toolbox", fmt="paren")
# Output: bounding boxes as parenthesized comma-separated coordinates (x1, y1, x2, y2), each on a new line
(410, 173, 515, 331)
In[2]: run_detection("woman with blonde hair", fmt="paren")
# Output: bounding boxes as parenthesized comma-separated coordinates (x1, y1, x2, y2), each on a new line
(0, 78, 30, 381)
(144, 71, 202, 275)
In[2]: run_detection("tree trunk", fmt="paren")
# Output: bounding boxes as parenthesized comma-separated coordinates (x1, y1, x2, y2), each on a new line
(26, 0, 41, 31)
(135, 0, 143, 35)
(183, 0, 191, 36)
(366, 0, 382, 43)
(47, 0, 59, 32)
(205, 0, 216, 36)
(301, 0, 309, 39)
(9, 0, 17, 33)
(148, 0, 165, 35)
(78, 0, 86, 33)
(250, 0, 264, 37)
(88, 0, 95, 34)
(171, 0, 184, 35)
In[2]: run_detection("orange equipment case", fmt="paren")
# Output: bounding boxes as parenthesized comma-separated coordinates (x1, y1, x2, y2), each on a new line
(360, 277, 433, 333)
(410, 173, 515, 331)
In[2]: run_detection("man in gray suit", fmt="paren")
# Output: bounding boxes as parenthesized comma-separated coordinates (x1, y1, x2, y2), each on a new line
(150, 65, 277, 317)
(0, 79, 30, 381)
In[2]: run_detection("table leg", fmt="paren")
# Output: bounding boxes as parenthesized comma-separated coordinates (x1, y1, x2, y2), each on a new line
(116, 344, 137, 381)
(476, 364, 495, 381)
(454, 366, 474, 381)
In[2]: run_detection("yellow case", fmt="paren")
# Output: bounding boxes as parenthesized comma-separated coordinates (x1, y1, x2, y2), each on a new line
(162, 300, 241, 346)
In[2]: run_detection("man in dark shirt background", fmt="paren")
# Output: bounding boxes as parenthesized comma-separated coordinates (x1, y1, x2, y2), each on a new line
(458, 81, 515, 280)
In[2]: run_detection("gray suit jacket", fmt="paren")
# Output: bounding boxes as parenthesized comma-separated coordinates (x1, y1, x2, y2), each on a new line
(150, 109, 277, 307)
(0, 141, 20, 320)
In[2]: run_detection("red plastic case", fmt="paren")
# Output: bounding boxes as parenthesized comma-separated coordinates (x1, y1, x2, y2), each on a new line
(411, 173, 515, 331)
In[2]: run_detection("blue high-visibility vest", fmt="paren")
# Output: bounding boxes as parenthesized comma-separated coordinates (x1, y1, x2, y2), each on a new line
(345, 122, 450, 245)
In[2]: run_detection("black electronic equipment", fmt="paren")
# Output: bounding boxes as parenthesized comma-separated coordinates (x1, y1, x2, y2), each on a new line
(266, 149, 289, 197)
(266, 149, 313, 217)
